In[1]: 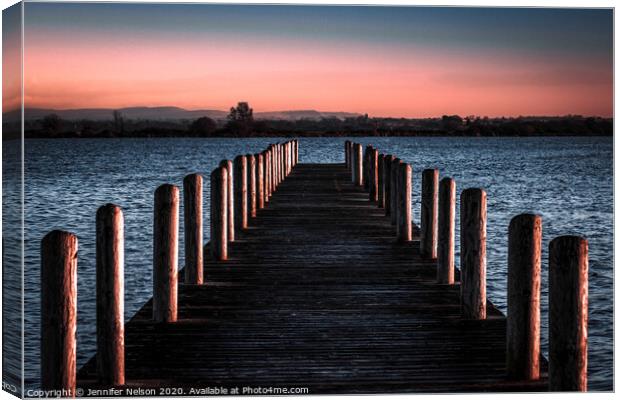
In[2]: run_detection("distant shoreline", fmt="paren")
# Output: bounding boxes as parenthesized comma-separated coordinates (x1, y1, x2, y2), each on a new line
(2, 132, 612, 140)
(3, 112, 611, 139)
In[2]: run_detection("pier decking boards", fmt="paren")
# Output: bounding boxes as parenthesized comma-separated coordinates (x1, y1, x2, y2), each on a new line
(77, 163, 548, 394)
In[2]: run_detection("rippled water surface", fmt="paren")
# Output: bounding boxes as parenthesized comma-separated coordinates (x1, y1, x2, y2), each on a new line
(4, 137, 613, 391)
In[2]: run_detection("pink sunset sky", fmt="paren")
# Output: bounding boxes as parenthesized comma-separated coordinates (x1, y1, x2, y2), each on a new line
(6, 4, 614, 117)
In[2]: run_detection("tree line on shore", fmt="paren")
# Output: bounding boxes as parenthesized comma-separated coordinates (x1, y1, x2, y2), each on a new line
(5, 102, 613, 139)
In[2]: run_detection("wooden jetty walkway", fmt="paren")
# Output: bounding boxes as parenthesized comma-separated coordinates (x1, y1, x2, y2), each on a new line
(41, 140, 589, 395)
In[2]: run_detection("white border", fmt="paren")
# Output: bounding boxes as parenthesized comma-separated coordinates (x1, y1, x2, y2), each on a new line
(0, 2, 616, 400)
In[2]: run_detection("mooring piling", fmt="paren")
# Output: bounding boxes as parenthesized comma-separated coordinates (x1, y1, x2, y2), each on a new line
(549, 235, 588, 392)
(233, 155, 248, 230)
(363, 145, 372, 191)
(390, 157, 401, 226)
(437, 177, 455, 284)
(263, 149, 271, 201)
(421, 168, 439, 259)
(152, 184, 179, 323)
(247, 154, 257, 219)
(276, 143, 282, 185)
(95, 204, 125, 385)
(396, 162, 412, 242)
(460, 188, 487, 320)
(506, 213, 542, 381)
(219, 160, 234, 242)
(257, 153, 265, 209)
(183, 174, 203, 285)
(41, 230, 78, 393)
(353, 143, 363, 186)
(210, 167, 228, 261)
(377, 153, 385, 208)
(383, 155, 394, 215)
(369, 148, 379, 203)
(294, 140, 299, 165)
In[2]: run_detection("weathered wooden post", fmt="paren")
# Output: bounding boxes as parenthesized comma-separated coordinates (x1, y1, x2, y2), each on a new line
(276, 143, 282, 185)
(363, 145, 372, 191)
(275, 143, 280, 185)
(96, 204, 125, 385)
(390, 158, 401, 225)
(369, 148, 379, 202)
(270, 144, 277, 190)
(287, 141, 291, 175)
(219, 160, 234, 242)
(273, 143, 280, 188)
(350, 142, 357, 181)
(256, 153, 265, 209)
(183, 174, 203, 284)
(349, 141, 353, 172)
(362, 145, 367, 188)
(353, 143, 363, 186)
(377, 154, 385, 208)
(295, 139, 299, 164)
(283, 142, 288, 177)
(285, 141, 288, 176)
(287, 141, 292, 175)
(291, 140, 295, 167)
(41, 230, 77, 393)
(460, 188, 487, 320)
(506, 213, 542, 381)
(345, 141, 350, 168)
(396, 163, 412, 242)
(287, 141, 290, 173)
(437, 177, 455, 284)
(383, 155, 394, 215)
(247, 154, 257, 218)
(266, 145, 272, 195)
(262, 150, 269, 201)
(282, 142, 286, 180)
(549, 235, 588, 392)
(364, 145, 368, 189)
(234, 155, 248, 230)
(421, 169, 439, 259)
(270, 145, 275, 194)
(265, 148, 272, 200)
(210, 167, 228, 261)
(153, 184, 179, 323)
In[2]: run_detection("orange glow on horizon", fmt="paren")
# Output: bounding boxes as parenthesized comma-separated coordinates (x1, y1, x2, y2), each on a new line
(21, 31, 613, 118)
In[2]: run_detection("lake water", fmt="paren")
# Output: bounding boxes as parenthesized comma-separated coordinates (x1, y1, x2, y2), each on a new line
(2, 137, 613, 391)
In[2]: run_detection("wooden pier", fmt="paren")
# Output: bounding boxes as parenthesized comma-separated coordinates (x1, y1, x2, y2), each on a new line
(42, 140, 589, 395)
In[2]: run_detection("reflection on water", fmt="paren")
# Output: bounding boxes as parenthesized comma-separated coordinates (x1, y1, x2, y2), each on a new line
(3, 137, 612, 390)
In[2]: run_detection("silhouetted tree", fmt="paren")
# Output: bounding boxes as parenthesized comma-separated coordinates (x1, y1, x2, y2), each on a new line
(228, 102, 253, 121)
(189, 116, 217, 136)
(226, 102, 254, 135)
(441, 115, 463, 132)
(42, 114, 62, 135)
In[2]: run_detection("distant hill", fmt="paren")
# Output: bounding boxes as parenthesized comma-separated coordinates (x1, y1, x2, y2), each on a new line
(16, 107, 227, 121)
(8, 107, 362, 122)
(255, 110, 362, 120)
